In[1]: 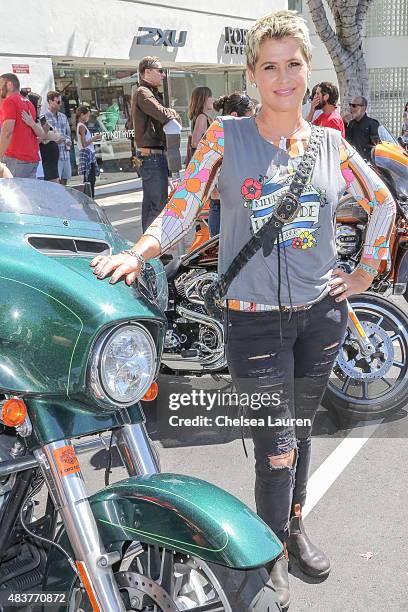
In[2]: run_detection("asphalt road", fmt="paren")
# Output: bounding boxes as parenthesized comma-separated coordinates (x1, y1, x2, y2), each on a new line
(74, 190, 408, 612)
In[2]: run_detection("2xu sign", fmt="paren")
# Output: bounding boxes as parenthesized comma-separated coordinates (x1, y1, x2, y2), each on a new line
(136, 27, 187, 47)
(224, 27, 248, 55)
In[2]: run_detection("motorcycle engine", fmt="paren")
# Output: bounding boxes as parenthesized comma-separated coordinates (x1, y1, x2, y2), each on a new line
(165, 269, 225, 370)
(336, 224, 363, 256)
(335, 224, 364, 273)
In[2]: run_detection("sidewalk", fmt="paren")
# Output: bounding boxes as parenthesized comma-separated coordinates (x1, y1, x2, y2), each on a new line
(94, 176, 142, 198)
(94, 169, 185, 198)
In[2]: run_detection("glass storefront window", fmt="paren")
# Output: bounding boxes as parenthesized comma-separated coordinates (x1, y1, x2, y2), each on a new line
(226, 71, 246, 95)
(51, 64, 246, 183)
(53, 66, 138, 185)
(167, 69, 246, 162)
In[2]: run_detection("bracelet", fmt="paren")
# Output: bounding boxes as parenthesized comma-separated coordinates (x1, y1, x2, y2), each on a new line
(356, 262, 378, 277)
(121, 250, 146, 271)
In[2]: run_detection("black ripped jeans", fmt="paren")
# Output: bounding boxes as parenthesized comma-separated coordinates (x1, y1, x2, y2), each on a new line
(225, 295, 348, 542)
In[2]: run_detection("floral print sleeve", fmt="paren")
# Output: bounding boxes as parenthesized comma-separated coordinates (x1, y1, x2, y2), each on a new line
(145, 119, 224, 252)
(339, 137, 396, 260)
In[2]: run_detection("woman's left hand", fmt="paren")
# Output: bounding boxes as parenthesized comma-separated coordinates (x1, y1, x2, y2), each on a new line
(328, 267, 374, 302)
(21, 110, 34, 127)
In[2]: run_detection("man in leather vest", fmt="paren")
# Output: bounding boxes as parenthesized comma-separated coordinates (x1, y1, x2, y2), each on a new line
(132, 56, 179, 231)
(346, 96, 380, 161)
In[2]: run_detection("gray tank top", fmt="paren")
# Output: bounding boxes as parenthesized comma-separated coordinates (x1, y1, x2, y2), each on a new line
(217, 116, 347, 306)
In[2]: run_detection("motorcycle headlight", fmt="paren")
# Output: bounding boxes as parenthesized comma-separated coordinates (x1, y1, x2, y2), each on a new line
(89, 324, 156, 406)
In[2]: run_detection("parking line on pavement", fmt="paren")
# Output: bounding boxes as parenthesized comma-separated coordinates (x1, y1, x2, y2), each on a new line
(98, 197, 142, 208)
(111, 216, 141, 227)
(302, 419, 384, 518)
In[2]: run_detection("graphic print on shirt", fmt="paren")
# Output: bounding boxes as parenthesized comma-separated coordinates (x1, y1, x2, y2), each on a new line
(241, 169, 325, 250)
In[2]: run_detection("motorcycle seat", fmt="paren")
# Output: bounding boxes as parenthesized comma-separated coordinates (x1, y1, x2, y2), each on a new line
(164, 256, 182, 281)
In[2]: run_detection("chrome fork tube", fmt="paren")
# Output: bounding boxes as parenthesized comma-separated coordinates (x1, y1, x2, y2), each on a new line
(347, 301, 375, 356)
(34, 441, 125, 612)
(113, 422, 160, 476)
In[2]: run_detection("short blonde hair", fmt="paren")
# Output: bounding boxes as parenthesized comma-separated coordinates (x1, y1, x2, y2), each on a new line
(246, 10, 312, 70)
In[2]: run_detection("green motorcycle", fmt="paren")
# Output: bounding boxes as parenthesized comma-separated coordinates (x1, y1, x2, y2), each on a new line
(0, 179, 281, 611)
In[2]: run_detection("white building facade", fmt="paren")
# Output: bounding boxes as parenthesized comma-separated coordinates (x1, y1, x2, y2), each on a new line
(290, 0, 408, 136)
(2, 0, 406, 184)
(0, 0, 285, 184)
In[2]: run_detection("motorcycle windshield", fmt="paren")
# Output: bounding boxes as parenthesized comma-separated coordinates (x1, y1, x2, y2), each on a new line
(373, 126, 408, 197)
(378, 125, 400, 146)
(0, 179, 110, 225)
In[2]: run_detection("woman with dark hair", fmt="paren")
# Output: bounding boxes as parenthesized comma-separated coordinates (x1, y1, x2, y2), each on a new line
(209, 92, 256, 236)
(186, 86, 213, 162)
(213, 91, 256, 117)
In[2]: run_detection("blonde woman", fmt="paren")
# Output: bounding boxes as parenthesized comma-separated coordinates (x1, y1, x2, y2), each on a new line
(91, 12, 395, 608)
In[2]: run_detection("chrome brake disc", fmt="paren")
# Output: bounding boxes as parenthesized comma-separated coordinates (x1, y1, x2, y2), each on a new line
(337, 321, 394, 380)
(116, 570, 179, 611)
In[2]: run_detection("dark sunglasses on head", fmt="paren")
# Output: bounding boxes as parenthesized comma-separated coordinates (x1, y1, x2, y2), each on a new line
(238, 94, 253, 111)
(349, 103, 363, 108)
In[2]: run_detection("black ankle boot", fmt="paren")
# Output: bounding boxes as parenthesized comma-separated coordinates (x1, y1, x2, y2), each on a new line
(267, 544, 290, 610)
(286, 504, 331, 578)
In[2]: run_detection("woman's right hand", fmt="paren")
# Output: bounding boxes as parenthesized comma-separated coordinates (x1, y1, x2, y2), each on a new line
(48, 131, 65, 144)
(90, 253, 143, 285)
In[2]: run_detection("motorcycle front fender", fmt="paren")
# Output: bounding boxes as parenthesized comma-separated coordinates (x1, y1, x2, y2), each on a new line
(91, 473, 282, 568)
(43, 473, 282, 600)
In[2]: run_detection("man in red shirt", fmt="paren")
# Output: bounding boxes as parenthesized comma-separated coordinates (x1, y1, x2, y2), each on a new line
(0, 73, 39, 177)
(311, 82, 345, 138)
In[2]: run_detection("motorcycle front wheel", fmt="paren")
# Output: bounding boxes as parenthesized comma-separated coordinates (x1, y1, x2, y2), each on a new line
(323, 294, 408, 421)
(69, 541, 281, 612)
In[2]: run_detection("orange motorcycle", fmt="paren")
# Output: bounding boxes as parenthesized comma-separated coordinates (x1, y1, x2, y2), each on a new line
(163, 126, 408, 421)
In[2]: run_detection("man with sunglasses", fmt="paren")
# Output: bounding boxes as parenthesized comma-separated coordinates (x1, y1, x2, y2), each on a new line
(132, 56, 179, 231)
(45, 91, 72, 185)
(0, 73, 40, 177)
(345, 96, 380, 161)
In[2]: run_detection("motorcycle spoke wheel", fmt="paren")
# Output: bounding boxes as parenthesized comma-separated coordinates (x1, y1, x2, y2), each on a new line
(326, 296, 408, 414)
(121, 542, 231, 611)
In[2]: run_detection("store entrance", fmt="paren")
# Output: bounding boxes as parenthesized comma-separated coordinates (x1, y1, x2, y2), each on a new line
(53, 66, 138, 186)
(80, 85, 135, 182)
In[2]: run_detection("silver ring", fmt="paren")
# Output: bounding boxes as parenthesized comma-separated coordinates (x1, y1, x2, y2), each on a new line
(343, 283, 348, 290)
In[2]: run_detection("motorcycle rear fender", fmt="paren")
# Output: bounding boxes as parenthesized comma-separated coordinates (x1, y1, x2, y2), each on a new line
(90, 473, 282, 568)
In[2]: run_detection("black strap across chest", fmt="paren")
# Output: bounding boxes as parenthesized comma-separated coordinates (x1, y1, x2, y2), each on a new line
(204, 124, 325, 315)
